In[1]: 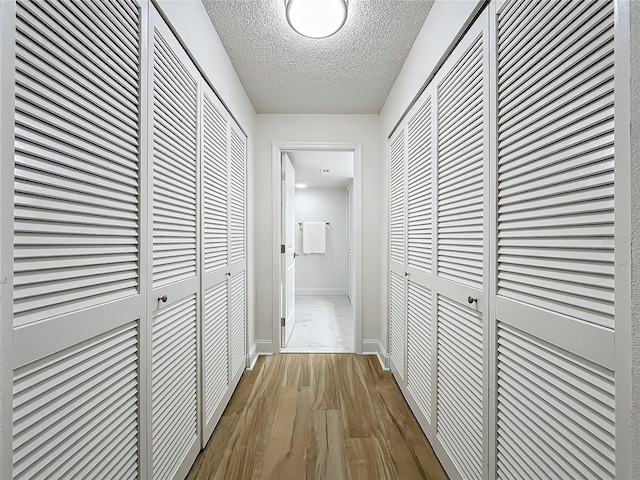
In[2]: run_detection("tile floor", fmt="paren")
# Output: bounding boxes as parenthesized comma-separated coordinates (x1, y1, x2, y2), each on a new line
(282, 295, 354, 352)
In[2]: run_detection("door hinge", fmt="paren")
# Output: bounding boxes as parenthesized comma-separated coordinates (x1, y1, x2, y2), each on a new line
(281, 317, 286, 327)
(281, 171, 285, 181)
(281, 244, 285, 253)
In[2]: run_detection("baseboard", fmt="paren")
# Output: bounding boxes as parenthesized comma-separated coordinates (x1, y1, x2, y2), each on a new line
(246, 340, 275, 370)
(362, 339, 390, 371)
(295, 288, 348, 296)
(246, 342, 259, 370)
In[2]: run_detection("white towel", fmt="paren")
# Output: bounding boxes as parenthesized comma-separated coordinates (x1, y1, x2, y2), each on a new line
(302, 222, 326, 254)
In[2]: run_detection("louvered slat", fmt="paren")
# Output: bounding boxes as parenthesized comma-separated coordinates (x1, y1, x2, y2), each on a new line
(406, 281, 432, 422)
(204, 281, 228, 422)
(389, 130, 406, 266)
(152, 28, 198, 288)
(496, 322, 615, 480)
(437, 36, 484, 290)
(496, 0, 615, 329)
(389, 271, 405, 381)
(229, 128, 246, 265)
(407, 97, 432, 273)
(229, 272, 246, 376)
(152, 294, 198, 480)
(202, 93, 228, 274)
(436, 295, 483, 480)
(13, 0, 141, 326)
(13, 323, 139, 480)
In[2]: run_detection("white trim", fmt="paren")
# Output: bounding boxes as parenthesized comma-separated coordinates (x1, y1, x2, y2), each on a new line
(295, 288, 348, 297)
(246, 340, 273, 372)
(272, 142, 364, 355)
(614, 0, 632, 478)
(245, 342, 274, 370)
(487, 3, 499, 478)
(0, 1, 15, 477)
(362, 339, 389, 371)
(254, 340, 276, 358)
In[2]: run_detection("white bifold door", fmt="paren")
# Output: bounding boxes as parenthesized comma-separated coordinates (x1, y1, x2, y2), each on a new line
(388, 0, 624, 479)
(493, 0, 617, 478)
(149, 9, 201, 479)
(200, 75, 247, 443)
(149, 6, 247, 479)
(388, 10, 490, 479)
(11, 0, 144, 478)
(5, 2, 247, 479)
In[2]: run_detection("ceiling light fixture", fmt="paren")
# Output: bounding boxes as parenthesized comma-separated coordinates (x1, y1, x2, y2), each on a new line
(295, 182, 309, 189)
(285, 0, 348, 39)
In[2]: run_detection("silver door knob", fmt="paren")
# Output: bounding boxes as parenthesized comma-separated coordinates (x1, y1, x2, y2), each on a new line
(158, 295, 168, 303)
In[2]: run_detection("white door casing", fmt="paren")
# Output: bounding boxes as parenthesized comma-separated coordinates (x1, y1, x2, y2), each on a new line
(271, 142, 364, 355)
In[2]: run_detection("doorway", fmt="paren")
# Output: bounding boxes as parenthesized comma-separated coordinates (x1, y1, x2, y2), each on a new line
(272, 142, 363, 354)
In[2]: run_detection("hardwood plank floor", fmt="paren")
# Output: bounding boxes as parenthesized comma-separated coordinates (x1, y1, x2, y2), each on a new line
(187, 354, 448, 480)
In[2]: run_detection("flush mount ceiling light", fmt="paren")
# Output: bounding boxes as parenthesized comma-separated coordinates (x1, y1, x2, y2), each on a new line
(295, 182, 309, 189)
(286, 0, 348, 39)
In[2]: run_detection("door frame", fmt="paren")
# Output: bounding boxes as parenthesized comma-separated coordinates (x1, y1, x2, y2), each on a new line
(271, 142, 363, 354)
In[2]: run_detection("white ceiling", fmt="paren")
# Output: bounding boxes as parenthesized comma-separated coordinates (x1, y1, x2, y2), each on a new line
(202, 0, 434, 114)
(287, 151, 354, 188)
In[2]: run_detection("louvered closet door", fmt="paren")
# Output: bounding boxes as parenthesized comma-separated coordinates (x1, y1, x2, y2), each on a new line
(494, 0, 617, 478)
(405, 89, 435, 428)
(228, 121, 247, 380)
(150, 7, 200, 480)
(432, 10, 489, 480)
(200, 81, 230, 443)
(12, 0, 143, 477)
(388, 127, 407, 382)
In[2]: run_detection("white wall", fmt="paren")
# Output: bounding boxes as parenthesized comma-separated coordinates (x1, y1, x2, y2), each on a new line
(155, 0, 259, 355)
(295, 188, 349, 296)
(630, 1, 640, 476)
(254, 114, 382, 350)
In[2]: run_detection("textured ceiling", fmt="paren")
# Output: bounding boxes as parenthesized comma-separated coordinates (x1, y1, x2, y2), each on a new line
(288, 151, 354, 188)
(202, 0, 434, 114)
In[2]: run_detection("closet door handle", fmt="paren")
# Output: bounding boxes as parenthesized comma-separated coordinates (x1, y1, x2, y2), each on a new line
(226, 272, 231, 277)
(293, 252, 299, 258)
(158, 295, 168, 303)
(468, 296, 477, 304)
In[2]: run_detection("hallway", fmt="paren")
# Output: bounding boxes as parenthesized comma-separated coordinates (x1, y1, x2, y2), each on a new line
(187, 354, 447, 480)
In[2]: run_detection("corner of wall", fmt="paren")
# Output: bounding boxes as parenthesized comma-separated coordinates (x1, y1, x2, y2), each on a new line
(362, 339, 389, 371)
(246, 340, 275, 371)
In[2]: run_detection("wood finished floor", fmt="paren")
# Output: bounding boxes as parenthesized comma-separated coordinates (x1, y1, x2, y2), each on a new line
(187, 354, 447, 480)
